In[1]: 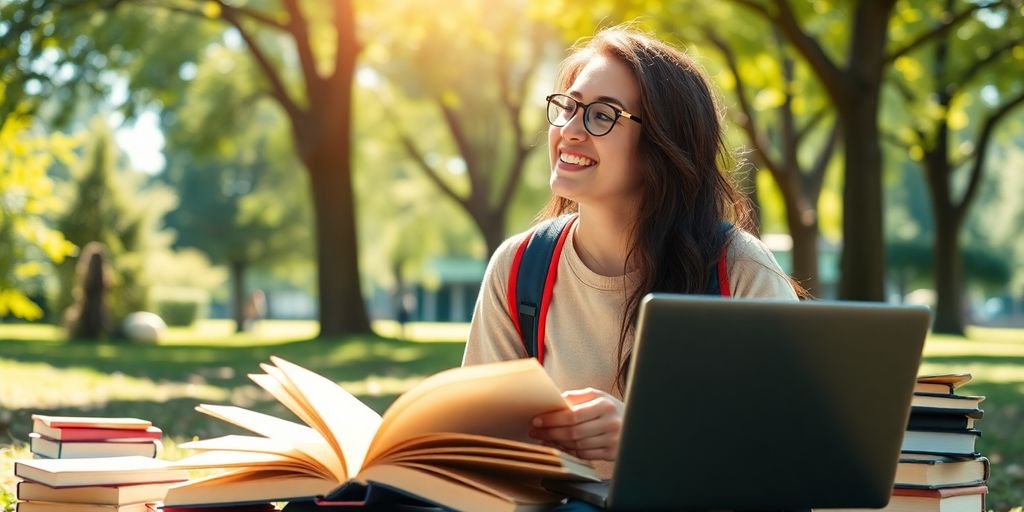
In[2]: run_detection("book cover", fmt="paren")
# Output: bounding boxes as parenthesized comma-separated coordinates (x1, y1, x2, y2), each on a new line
(16, 502, 151, 512)
(894, 456, 989, 488)
(29, 434, 158, 459)
(164, 357, 598, 510)
(31, 415, 152, 430)
(17, 480, 173, 505)
(14, 456, 188, 488)
(913, 374, 972, 394)
(33, 422, 163, 442)
(911, 393, 984, 410)
(901, 429, 981, 456)
(907, 413, 977, 431)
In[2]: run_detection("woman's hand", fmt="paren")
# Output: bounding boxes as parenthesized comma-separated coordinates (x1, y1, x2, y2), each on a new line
(530, 388, 624, 461)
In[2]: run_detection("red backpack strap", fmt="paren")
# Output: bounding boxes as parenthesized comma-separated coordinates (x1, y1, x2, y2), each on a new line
(717, 243, 731, 297)
(506, 214, 577, 364)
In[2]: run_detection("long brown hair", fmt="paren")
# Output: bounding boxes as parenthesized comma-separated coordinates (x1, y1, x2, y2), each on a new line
(539, 27, 752, 394)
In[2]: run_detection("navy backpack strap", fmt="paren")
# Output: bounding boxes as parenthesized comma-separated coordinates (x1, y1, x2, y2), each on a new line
(706, 221, 734, 296)
(507, 214, 577, 362)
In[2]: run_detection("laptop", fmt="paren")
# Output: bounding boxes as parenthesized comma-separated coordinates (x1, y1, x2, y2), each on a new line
(547, 294, 930, 511)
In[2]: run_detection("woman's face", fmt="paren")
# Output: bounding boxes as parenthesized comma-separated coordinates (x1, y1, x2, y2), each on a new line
(549, 53, 644, 209)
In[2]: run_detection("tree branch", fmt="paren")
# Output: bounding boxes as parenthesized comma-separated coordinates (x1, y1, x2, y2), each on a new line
(956, 90, 1024, 220)
(768, 0, 845, 100)
(217, 4, 302, 125)
(952, 37, 1024, 93)
(496, 47, 534, 214)
(383, 107, 469, 211)
(805, 123, 838, 200)
(282, 0, 321, 102)
(795, 108, 827, 146)
(703, 26, 784, 179)
(887, 0, 1007, 63)
(330, 0, 360, 84)
(438, 100, 484, 196)
(217, 1, 288, 31)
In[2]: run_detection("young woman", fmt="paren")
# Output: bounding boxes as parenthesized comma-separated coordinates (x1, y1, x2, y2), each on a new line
(463, 27, 798, 475)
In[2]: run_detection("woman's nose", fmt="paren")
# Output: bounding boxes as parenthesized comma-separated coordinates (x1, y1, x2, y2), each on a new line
(561, 108, 588, 140)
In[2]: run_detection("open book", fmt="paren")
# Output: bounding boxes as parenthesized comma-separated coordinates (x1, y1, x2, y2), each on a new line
(166, 357, 599, 510)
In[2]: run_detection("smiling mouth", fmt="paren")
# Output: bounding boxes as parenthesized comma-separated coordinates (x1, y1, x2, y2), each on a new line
(559, 153, 596, 167)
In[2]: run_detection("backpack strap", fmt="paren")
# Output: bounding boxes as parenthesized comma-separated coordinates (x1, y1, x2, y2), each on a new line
(508, 216, 731, 362)
(706, 221, 734, 297)
(507, 214, 577, 363)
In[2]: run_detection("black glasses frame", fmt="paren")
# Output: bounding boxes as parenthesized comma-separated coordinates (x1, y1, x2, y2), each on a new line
(545, 93, 642, 136)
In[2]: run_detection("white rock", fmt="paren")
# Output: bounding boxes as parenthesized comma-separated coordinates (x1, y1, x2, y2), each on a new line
(123, 311, 168, 343)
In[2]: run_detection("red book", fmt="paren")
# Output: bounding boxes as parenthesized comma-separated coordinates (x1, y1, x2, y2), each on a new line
(34, 424, 163, 442)
(877, 485, 988, 512)
(32, 414, 153, 430)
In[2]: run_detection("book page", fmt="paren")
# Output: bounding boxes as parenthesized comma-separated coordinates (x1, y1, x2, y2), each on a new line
(365, 359, 567, 464)
(195, 404, 321, 441)
(170, 450, 327, 478)
(164, 469, 336, 507)
(267, 356, 382, 475)
(180, 435, 337, 480)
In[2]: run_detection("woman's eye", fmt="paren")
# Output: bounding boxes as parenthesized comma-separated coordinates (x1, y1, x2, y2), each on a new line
(595, 111, 614, 122)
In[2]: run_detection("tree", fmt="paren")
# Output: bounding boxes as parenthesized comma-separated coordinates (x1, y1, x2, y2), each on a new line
(886, 0, 1024, 333)
(698, 20, 838, 294)
(56, 120, 174, 333)
(2, 0, 369, 336)
(157, 40, 314, 333)
(0, 117, 77, 320)
(726, 0, 1006, 301)
(365, 0, 553, 254)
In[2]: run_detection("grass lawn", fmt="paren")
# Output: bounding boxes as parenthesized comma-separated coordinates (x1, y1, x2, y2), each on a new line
(0, 321, 1022, 510)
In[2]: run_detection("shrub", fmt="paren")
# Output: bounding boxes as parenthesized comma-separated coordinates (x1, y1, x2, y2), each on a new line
(157, 299, 201, 327)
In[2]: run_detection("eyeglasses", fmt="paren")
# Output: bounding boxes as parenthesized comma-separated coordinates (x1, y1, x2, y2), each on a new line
(545, 93, 642, 137)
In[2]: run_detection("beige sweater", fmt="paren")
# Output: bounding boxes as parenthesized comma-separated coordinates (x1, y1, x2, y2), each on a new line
(463, 222, 798, 398)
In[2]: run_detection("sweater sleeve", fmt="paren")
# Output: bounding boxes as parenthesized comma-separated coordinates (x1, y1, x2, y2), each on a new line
(462, 234, 531, 366)
(726, 230, 799, 300)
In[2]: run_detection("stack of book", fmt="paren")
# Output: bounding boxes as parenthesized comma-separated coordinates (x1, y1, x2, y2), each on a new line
(881, 373, 989, 512)
(13, 455, 187, 512)
(29, 415, 163, 459)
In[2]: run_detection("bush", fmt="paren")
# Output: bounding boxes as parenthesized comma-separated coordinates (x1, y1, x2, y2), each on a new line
(157, 300, 201, 327)
(152, 287, 209, 327)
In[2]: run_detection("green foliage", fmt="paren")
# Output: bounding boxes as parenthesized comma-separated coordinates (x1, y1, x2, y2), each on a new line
(0, 1, 222, 127)
(157, 299, 202, 327)
(0, 117, 77, 320)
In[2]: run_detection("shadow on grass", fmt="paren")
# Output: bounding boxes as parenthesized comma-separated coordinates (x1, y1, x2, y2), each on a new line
(0, 335, 465, 390)
(0, 334, 465, 454)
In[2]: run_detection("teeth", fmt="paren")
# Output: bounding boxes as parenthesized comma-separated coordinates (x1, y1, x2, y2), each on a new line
(560, 153, 595, 166)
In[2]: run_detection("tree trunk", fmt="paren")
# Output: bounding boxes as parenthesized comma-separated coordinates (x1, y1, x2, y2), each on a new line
(924, 151, 965, 335)
(932, 216, 964, 334)
(786, 207, 820, 295)
(230, 260, 246, 334)
(836, 0, 893, 301)
(305, 131, 371, 337)
(476, 210, 508, 258)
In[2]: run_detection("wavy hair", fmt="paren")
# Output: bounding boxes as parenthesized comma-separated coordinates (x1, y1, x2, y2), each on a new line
(539, 27, 753, 394)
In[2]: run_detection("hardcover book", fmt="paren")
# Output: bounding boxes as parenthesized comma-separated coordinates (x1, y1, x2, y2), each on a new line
(894, 456, 989, 489)
(17, 480, 173, 505)
(29, 434, 158, 459)
(164, 357, 599, 510)
(14, 456, 187, 488)
(32, 422, 163, 442)
(31, 415, 153, 430)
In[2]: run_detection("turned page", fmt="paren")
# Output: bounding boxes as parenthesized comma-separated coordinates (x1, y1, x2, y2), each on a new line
(365, 359, 567, 464)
